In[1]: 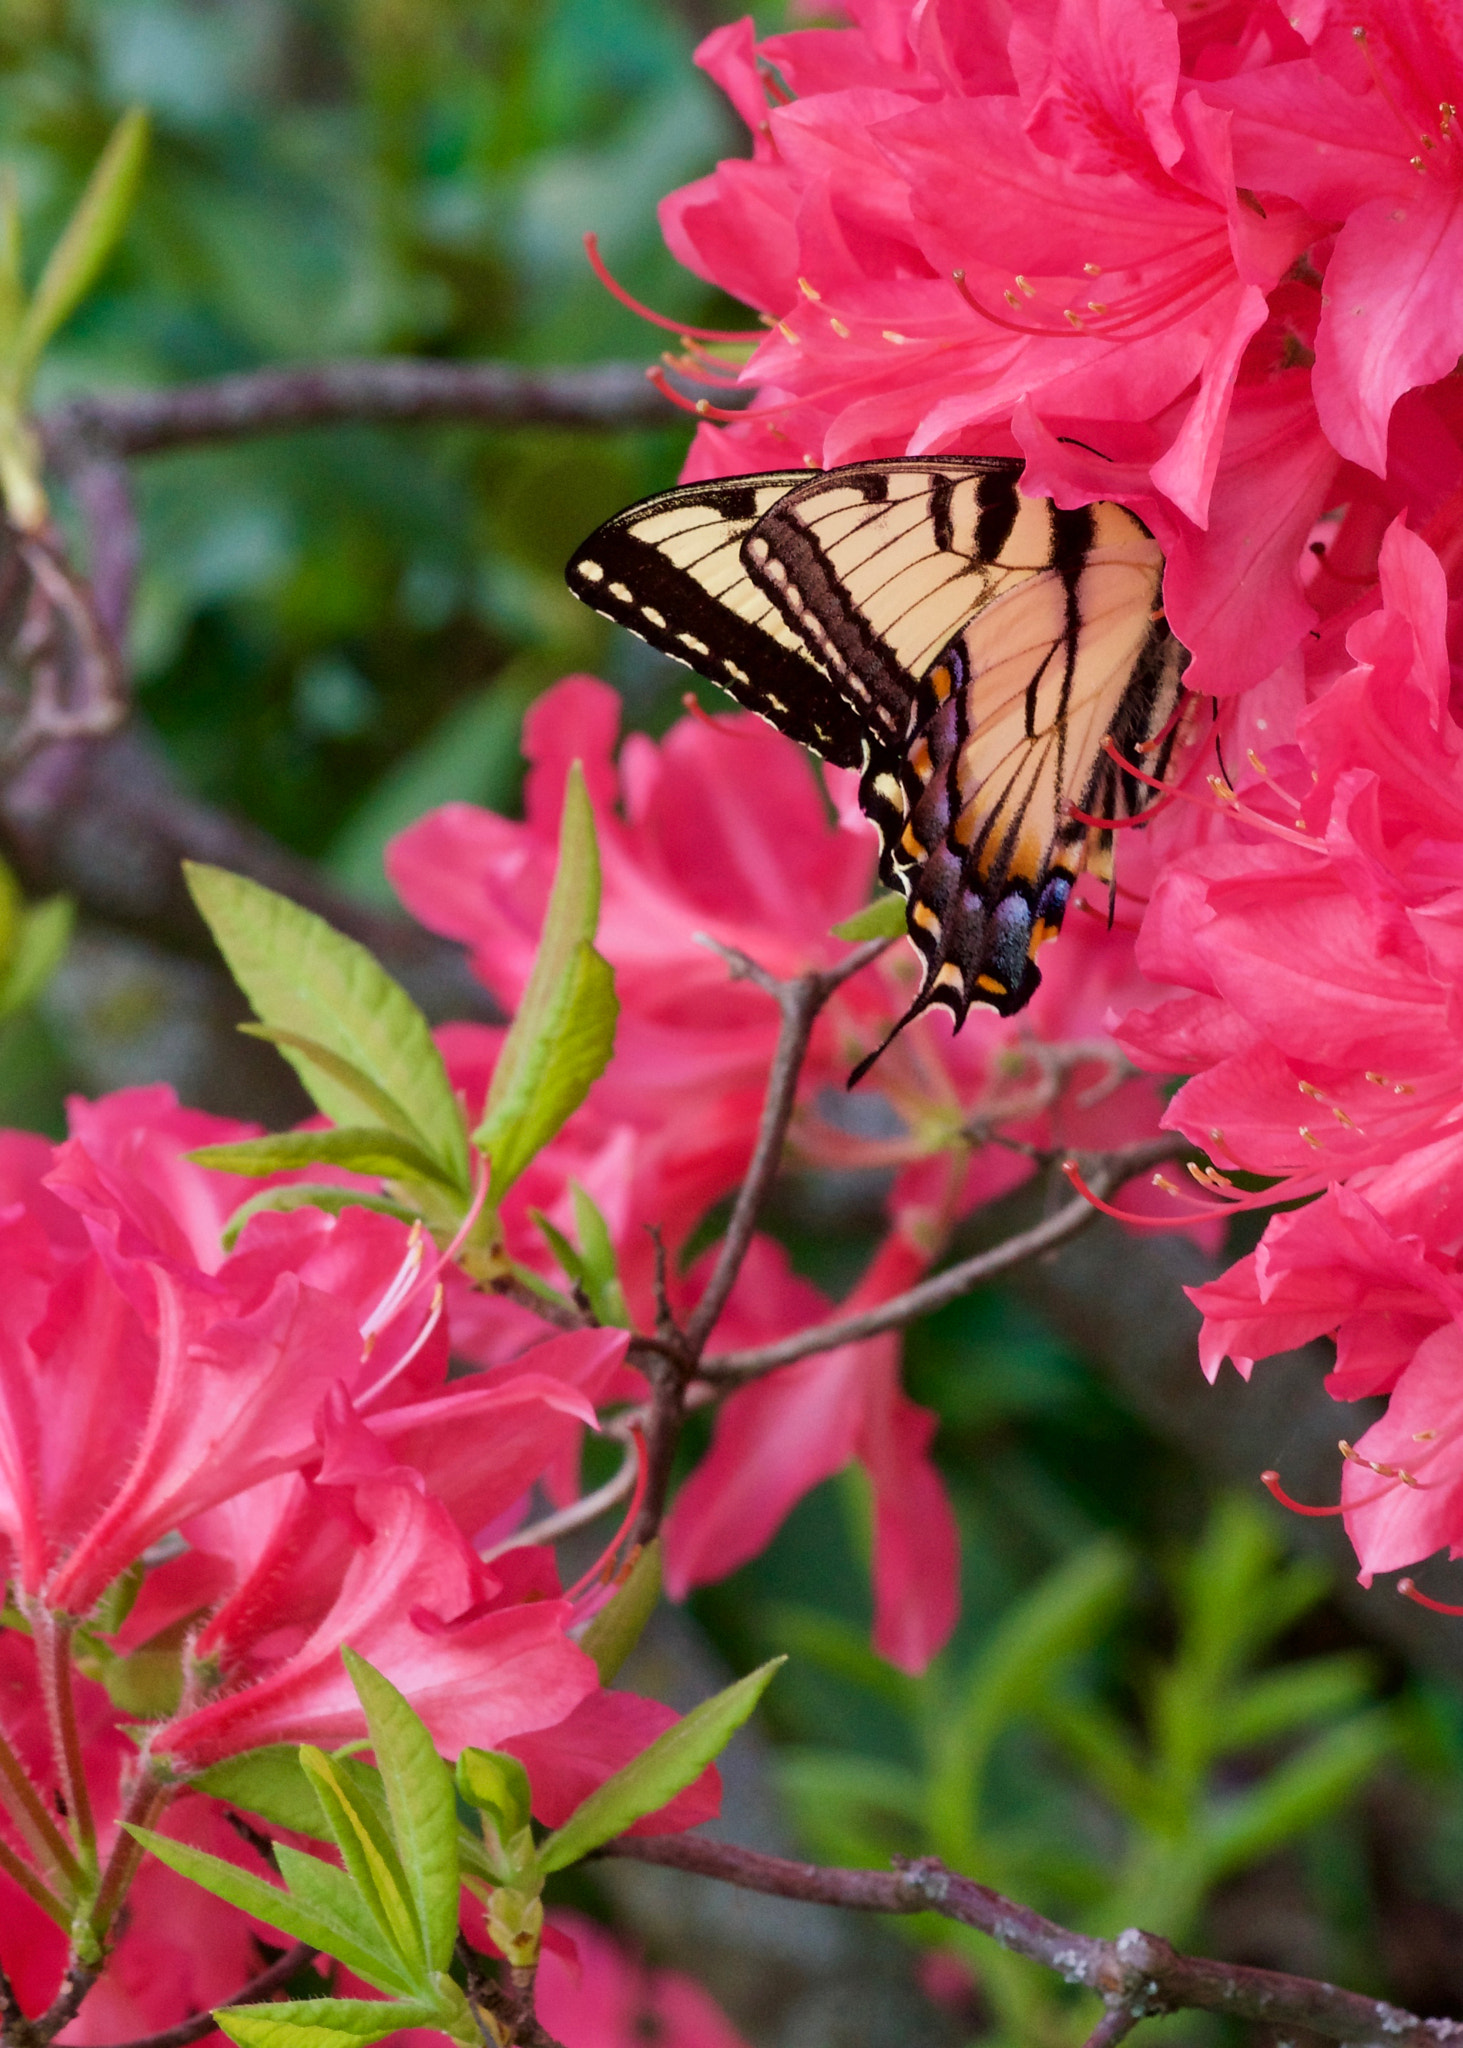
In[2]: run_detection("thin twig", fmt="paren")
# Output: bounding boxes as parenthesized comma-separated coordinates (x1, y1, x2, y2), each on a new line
(1082, 2004, 1141, 2048)
(481, 1434, 641, 1560)
(602, 1838, 1463, 2045)
(38, 361, 705, 464)
(681, 938, 888, 1356)
(693, 1135, 1189, 1381)
(85, 1945, 319, 2048)
(457, 1940, 566, 2048)
(630, 935, 891, 1542)
(35, 1959, 99, 2045)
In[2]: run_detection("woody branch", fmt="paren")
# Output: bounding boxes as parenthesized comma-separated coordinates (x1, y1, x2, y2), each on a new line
(603, 1836, 1463, 2047)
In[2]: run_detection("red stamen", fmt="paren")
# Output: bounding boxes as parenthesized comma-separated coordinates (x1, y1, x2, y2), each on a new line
(585, 232, 760, 343)
(1065, 790, 1178, 829)
(1061, 1155, 1223, 1229)
(646, 365, 772, 424)
(1261, 1469, 1347, 1517)
(565, 1426, 648, 1604)
(1398, 1577, 1463, 1616)
(682, 692, 757, 734)
(1137, 687, 1200, 755)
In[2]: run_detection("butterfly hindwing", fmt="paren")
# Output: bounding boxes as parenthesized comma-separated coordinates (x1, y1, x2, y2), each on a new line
(879, 500, 1188, 1042)
(565, 474, 867, 768)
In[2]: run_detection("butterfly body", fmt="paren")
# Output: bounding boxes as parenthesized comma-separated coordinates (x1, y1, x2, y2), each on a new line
(567, 457, 1189, 1073)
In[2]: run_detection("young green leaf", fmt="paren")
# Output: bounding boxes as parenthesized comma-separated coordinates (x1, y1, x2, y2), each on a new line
(579, 1540, 662, 1684)
(570, 1181, 628, 1326)
(220, 1187, 416, 1253)
(194, 1748, 331, 1840)
(536, 1657, 784, 1875)
(0, 894, 72, 1020)
(472, 762, 618, 1198)
(298, 1747, 424, 1977)
(340, 1649, 460, 1975)
(830, 895, 905, 943)
(12, 108, 149, 385)
(475, 940, 617, 1199)
(124, 1827, 409, 1993)
(184, 864, 469, 1192)
(456, 1748, 533, 1838)
(191, 1127, 456, 1190)
(215, 1994, 464, 2048)
(271, 1847, 417, 1993)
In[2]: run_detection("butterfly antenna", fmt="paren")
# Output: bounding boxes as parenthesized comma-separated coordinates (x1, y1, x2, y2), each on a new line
(846, 979, 948, 1089)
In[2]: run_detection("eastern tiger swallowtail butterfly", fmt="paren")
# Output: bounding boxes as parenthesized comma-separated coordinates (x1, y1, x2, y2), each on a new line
(565, 458, 1191, 1082)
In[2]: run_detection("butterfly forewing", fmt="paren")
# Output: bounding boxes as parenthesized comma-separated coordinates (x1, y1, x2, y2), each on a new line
(565, 474, 867, 767)
(742, 459, 1056, 737)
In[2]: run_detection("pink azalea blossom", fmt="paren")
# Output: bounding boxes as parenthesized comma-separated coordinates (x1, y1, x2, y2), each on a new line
(1113, 519, 1463, 1584)
(534, 1910, 751, 2048)
(656, 0, 1339, 694)
(664, 1232, 960, 1673)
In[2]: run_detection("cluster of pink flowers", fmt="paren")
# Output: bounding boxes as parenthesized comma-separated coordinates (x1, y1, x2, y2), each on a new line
(0, 1090, 715, 2035)
(392, 676, 1170, 1669)
(644, 0, 1463, 1598)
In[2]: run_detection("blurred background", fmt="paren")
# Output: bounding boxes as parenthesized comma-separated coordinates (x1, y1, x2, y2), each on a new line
(5, 5, 1463, 2044)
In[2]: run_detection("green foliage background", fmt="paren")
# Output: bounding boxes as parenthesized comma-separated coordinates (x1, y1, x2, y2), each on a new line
(4, 4, 1463, 2043)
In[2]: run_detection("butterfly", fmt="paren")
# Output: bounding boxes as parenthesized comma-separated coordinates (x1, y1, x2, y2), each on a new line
(566, 458, 1190, 1081)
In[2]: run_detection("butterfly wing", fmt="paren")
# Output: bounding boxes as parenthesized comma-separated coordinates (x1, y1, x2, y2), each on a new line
(741, 457, 1032, 743)
(565, 473, 867, 768)
(855, 499, 1188, 1063)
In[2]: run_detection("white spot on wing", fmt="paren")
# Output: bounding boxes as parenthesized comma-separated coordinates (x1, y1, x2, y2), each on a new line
(576, 559, 604, 582)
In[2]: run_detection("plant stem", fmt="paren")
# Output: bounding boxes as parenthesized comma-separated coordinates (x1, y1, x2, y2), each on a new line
(693, 1135, 1189, 1380)
(0, 1715, 83, 1894)
(29, 1609, 94, 1870)
(603, 1837, 1463, 2046)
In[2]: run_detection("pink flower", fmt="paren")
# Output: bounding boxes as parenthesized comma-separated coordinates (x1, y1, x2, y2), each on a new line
(534, 1910, 752, 2048)
(1201, 5, 1463, 476)
(150, 1455, 597, 1769)
(1111, 519, 1463, 1583)
(658, 0, 1332, 694)
(664, 1232, 959, 1673)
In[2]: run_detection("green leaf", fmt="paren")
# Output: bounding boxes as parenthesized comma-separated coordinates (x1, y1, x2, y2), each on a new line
(14, 109, 149, 383)
(237, 1027, 430, 1138)
(1201, 1711, 1394, 1882)
(472, 763, 618, 1198)
(184, 864, 469, 1192)
(0, 895, 72, 1020)
(341, 1649, 460, 1974)
(476, 940, 617, 1199)
(456, 1749, 532, 1838)
(190, 1127, 456, 1191)
(536, 1657, 784, 1876)
(831, 895, 905, 943)
(220, 1186, 417, 1253)
(570, 1182, 629, 1326)
(0, 171, 23, 359)
(194, 1748, 330, 1840)
(215, 1996, 455, 2048)
(1221, 1655, 1376, 1750)
(579, 1539, 662, 1684)
(124, 1827, 405, 1994)
(298, 1747, 424, 1978)
(272, 1848, 417, 1996)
